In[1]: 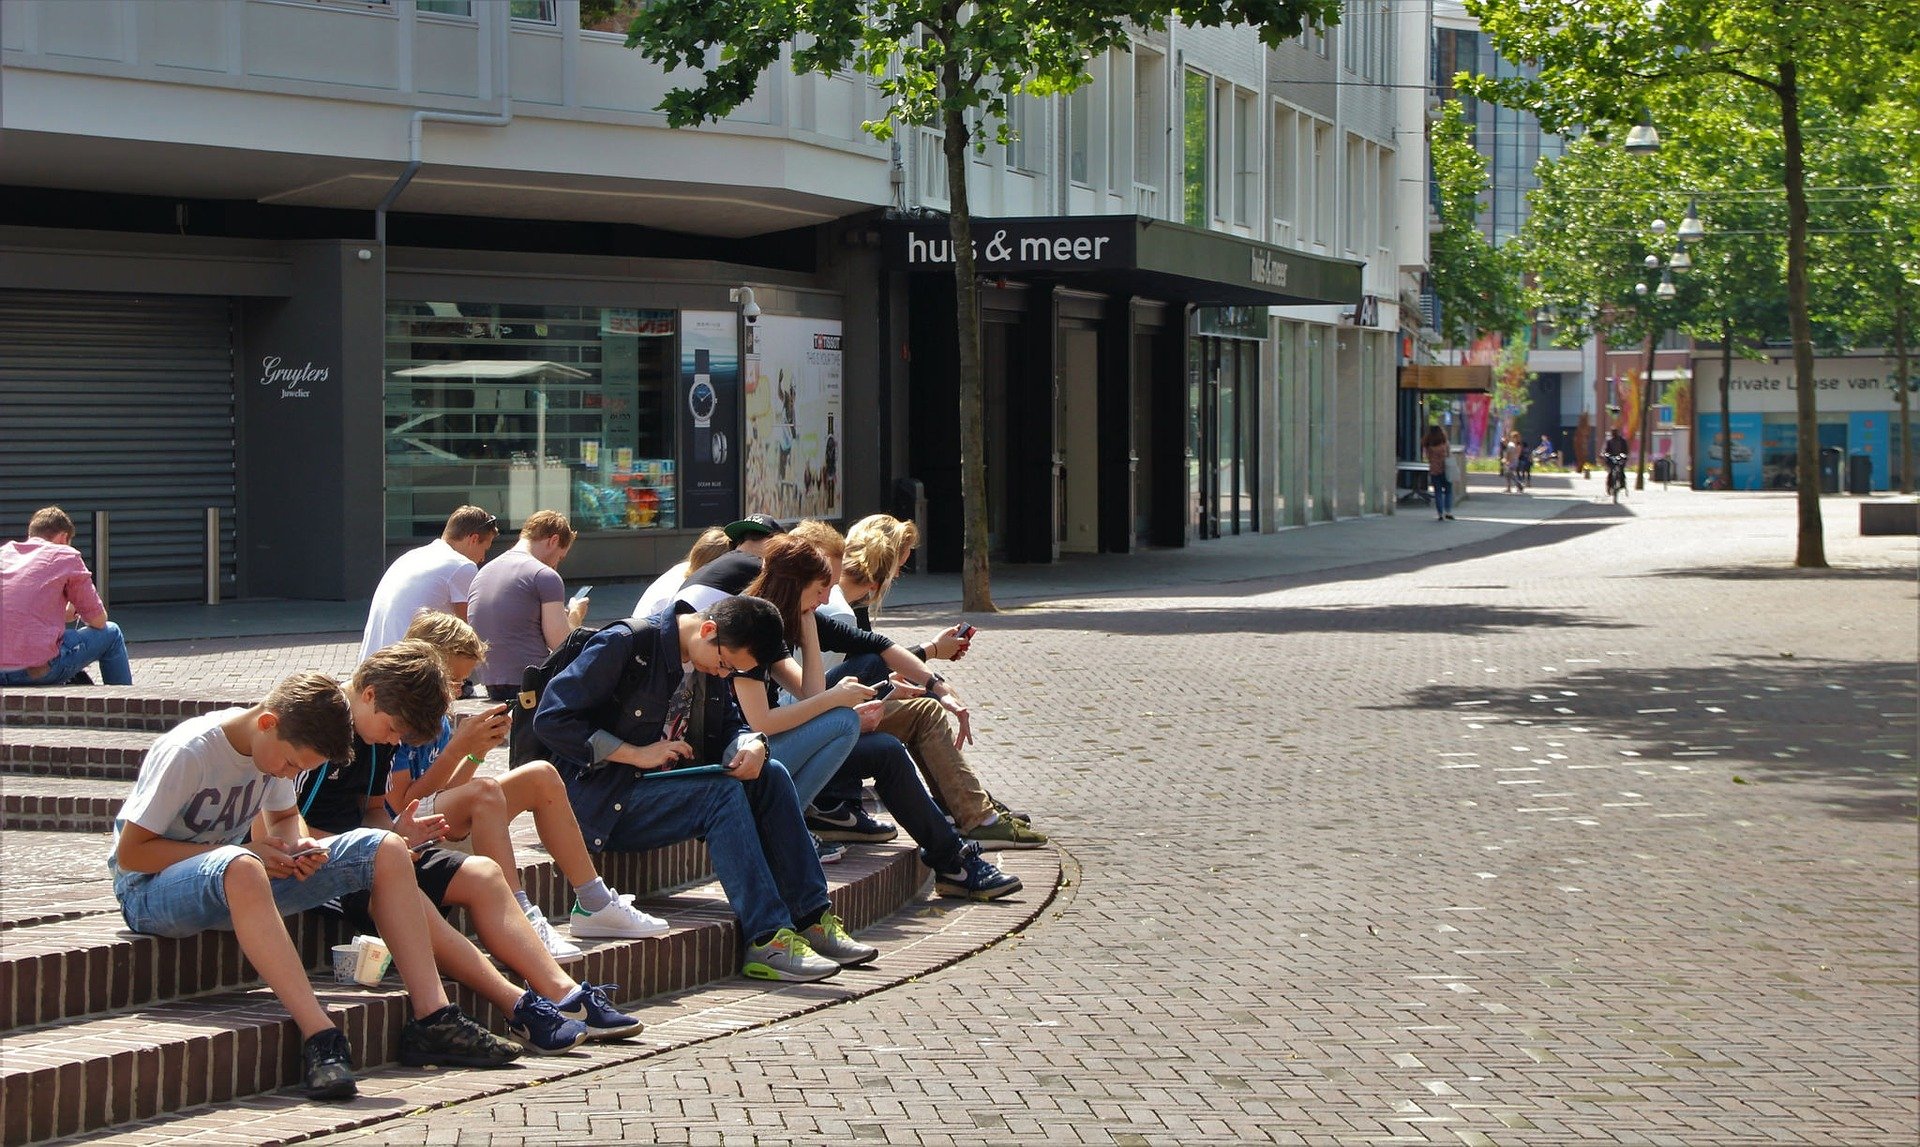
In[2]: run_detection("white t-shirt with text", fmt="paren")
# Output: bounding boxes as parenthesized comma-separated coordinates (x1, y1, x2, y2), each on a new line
(113, 709, 296, 858)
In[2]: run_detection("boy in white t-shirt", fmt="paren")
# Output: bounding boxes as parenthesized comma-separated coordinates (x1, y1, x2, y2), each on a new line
(112, 668, 519, 1102)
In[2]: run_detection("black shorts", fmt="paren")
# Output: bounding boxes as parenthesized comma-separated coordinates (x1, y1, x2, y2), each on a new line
(331, 844, 467, 934)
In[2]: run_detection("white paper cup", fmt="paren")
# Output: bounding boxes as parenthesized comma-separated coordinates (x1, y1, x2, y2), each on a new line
(351, 935, 391, 986)
(330, 943, 359, 986)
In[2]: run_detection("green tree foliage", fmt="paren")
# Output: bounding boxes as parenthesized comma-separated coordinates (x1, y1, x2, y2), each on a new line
(1428, 102, 1526, 349)
(1462, 0, 1918, 567)
(625, 0, 1337, 608)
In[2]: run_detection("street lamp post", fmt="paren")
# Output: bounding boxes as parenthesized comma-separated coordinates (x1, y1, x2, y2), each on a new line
(1627, 215, 1703, 490)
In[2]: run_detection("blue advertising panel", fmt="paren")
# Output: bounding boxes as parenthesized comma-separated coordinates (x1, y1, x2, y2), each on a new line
(1850, 412, 1890, 490)
(1698, 413, 1764, 490)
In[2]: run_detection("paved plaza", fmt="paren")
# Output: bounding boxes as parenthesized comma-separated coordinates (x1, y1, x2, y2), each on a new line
(268, 479, 1911, 1146)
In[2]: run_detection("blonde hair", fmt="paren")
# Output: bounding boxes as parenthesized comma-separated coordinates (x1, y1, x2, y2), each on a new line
(788, 519, 846, 568)
(684, 527, 732, 575)
(518, 509, 576, 547)
(404, 609, 488, 662)
(842, 531, 901, 602)
(846, 515, 917, 609)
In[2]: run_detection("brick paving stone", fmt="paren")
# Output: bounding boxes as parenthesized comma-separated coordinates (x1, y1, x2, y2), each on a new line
(29, 484, 1920, 1147)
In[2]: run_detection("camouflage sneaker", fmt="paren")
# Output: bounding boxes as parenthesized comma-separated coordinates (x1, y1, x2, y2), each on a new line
(398, 1004, 522, 1068)
(301, 1028, 357, 1101)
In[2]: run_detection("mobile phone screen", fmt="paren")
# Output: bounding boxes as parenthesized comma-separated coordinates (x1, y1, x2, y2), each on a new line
(870, 680, 895, 701)
(570, 585, 593, 605)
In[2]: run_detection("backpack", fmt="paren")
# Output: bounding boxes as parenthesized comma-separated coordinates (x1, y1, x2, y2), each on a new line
(508, 617, 648, 766)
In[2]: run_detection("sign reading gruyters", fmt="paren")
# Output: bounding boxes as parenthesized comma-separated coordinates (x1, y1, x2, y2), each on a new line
(888, 215, 1362, 308)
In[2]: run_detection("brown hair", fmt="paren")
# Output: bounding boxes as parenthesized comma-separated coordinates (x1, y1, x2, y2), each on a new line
(262, 671, 354, 763)
(518, 509, 576, 548)
(743, 534, 832, 649)
(683, 527, 732, 575)
(1422, 425, 1449, 449)
(787, 519, 846, 568)
(404, 609, 487, 663)
(442, 505, 500, 543)
(27, 507, 74, 540)
(349, 639, 450, 745)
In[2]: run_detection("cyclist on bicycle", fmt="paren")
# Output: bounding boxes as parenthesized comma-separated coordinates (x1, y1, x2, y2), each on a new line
(1602, 427, 1631, 498)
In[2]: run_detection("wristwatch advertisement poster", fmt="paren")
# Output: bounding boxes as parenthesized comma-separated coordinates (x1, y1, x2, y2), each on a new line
(679, 311, 740, 525)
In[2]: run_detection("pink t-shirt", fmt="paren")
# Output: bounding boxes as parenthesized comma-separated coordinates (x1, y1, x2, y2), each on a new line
(0, 538, 106, 670)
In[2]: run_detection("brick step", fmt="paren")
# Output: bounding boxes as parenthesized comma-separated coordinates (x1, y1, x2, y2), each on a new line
(0, 834, 717, 1034)
(0, 777, 125, 833)
(0, 692, 248, 733)
(0, 844, 929, 1145)
(0, 728, 156, 781)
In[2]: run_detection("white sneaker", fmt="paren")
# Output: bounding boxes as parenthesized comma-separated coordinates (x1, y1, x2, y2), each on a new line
(523, 903, 584, 959)
(570, 891, 671, 940)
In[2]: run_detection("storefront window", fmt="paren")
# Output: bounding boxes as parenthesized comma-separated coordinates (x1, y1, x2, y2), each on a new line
(384, 302, 677, 541)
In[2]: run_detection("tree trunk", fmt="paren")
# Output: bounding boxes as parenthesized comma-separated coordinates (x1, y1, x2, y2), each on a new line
(1895, 281, 1913, 497)
(1780, 59, 1826, 565)
(942, 72, 996, 612)
(1636, 329, 1657, 489)
(1719, 316, 1734, 491)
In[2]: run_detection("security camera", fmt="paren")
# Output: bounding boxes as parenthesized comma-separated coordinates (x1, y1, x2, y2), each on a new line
(729, 286, 761, 325)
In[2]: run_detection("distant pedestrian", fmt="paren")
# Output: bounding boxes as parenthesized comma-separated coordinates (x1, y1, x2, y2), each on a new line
(1513, 433, 1533, 490)
(467, 511, 589, 703)
(0, 506, 132, 687)
(1502, 433, 1525, 493)
(360, 506, 500, 662)
(1423, 426, 1455, 521)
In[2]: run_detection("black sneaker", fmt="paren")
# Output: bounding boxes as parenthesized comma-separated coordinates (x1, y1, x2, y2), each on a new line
(805, 800, 900, 842)
(398, 1004, 523, 1068)
(301, 1028, 357, 1101)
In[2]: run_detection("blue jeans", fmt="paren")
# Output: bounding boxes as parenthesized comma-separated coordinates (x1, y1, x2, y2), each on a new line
(114, 827, 388, 938)
(595, 754, 828, 945)
(837, 732, 967, 871)
(766, 707, 860, 809)
(812, 656, 890, 812)
(0, 621, 132, 686)
(1430, 472, 1453, 517)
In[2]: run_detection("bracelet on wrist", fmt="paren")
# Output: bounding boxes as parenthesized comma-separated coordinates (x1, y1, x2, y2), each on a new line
(464, 753, 486, 767)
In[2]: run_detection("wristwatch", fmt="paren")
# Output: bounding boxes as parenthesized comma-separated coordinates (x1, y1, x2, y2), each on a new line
(689, 348, 716, 462)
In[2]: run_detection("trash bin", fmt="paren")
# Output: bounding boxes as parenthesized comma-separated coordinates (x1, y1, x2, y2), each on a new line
(1847, 453, 1874, 495)
(1818, 446, 1843, 493)
(1652, 457, 1674, 484)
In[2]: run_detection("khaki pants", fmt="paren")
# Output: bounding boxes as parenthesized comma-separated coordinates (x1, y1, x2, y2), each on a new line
(876, 696, 993, 831)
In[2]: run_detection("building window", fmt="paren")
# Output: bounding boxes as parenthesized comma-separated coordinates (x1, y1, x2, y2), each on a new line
(1233, 89, 1257, 227)
(1183, 69, 1209, 228)
(384, 302, 678, 541)
(1007, 93, 1046, 174)
(1133, 51, 1166, 199)
(1314, 121, 1335, 246)
(1068, 82, 1092, 186)
(416, 0, 472, 15)
(509, 0, 556, 23)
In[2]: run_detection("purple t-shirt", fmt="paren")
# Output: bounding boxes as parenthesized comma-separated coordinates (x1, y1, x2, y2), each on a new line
(467, 548, 566, 688)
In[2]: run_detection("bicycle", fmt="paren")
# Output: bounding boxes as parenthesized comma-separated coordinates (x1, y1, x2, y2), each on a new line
(1603, 452, 1629, 503)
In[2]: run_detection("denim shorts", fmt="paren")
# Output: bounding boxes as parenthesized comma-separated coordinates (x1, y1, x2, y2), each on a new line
(114, 827, 390, 939)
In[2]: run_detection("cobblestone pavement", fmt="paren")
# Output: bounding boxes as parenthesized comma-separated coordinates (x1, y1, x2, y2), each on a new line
(284, 486, 1916, 1146)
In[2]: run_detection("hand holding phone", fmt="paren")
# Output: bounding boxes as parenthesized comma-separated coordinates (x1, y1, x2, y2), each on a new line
(869, 679, 896, 701)
(286, 845, 328, 860)
(569, 585, 593, 606)
(954, 622, 976, 641)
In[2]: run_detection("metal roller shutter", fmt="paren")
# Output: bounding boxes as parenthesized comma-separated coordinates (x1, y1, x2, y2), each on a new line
(0, 290, 237, 603)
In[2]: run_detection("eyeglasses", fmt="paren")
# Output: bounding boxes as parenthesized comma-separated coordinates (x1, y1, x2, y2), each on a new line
(708, 637, 737, 676)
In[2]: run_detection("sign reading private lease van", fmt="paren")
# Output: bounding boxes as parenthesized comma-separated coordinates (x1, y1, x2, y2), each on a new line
(888, 215, 1361, 308)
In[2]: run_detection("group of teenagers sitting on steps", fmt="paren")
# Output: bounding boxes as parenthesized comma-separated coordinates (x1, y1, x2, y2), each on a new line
(109, 511, 1048, 1101)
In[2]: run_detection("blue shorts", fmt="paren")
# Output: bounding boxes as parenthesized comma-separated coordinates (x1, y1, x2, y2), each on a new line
(114, 827, 390, 939)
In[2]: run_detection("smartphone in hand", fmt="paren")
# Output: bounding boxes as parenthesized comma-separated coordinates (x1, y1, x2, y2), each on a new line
(870, 680, 896, 701)
(954, 622, 976, 641)
(569, 585, 593, 606)
(286, 845, 328, 860)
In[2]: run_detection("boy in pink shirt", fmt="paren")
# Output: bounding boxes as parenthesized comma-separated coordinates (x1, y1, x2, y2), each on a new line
(0, 506, 132, 686)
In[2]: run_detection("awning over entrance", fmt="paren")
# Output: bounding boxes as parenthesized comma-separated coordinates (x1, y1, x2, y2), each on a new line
(886, 215, 1363, 307)
(1399, 363, 1492, 392)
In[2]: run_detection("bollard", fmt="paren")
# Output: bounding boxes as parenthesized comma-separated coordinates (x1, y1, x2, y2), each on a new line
(205, 507, 221, 605)
(92, 509, 110, 609)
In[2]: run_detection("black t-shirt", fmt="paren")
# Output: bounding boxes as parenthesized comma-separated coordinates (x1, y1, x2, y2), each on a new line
(297, 734, 389, 836)
(680, 550, 762, 597)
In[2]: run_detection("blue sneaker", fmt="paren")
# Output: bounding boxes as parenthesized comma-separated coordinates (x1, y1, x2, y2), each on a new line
(813, 832, 847, 864)
(507, 990, 589, 1055)
(556, 982, 643, 1041)
(931, 851, 1023, 901)
(805, 800, 899, 843)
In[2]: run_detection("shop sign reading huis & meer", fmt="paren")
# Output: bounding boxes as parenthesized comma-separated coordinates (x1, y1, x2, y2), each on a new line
(896, 218, 1134, 274)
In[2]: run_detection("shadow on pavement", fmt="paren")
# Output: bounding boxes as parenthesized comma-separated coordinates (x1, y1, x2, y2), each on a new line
(1638, 563, 1919, 582)
(964, 601, 1630, 639)
(1383, 654, 1918, 823)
